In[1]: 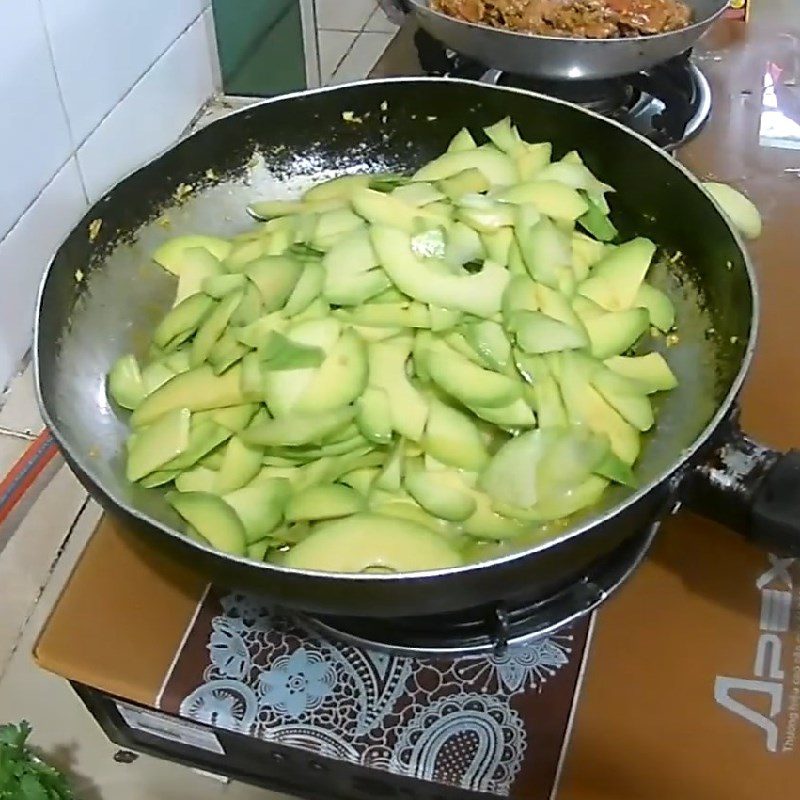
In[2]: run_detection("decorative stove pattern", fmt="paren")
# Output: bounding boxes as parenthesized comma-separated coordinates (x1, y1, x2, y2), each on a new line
(163, 589, 591, 797)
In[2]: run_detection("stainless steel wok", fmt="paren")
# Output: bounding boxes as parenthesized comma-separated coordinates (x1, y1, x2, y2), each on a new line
(401, 0, 729, 80)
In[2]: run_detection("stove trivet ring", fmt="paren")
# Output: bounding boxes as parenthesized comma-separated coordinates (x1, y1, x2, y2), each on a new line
(299, 519, 660, 658)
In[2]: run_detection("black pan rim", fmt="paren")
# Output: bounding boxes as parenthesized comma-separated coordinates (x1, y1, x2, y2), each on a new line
(32, 76, 759, 583)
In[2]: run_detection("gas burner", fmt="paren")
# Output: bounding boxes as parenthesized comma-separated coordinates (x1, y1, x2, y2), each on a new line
(413, 29, 712, 150)
(491, 71, 636, 116)
(299, 519, 659, 658)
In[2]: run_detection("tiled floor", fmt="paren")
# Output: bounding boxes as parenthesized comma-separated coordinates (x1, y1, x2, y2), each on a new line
(316, 0, 399, 84)
(0, 5, 399, 788)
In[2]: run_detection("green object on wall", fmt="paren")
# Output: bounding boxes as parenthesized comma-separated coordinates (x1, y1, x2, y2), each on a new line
(212, 0, 307, 95)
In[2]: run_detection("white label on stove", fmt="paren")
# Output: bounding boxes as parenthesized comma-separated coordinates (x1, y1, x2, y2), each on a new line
(115, 701, 225, 755)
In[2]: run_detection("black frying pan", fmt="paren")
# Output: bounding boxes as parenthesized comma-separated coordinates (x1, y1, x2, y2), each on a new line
(34, 79, 800, 620)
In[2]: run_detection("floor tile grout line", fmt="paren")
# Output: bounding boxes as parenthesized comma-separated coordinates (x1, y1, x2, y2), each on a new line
(0, 427, 38, 442)
(328, 4, 389, 82)
(0, 494, 90, 684)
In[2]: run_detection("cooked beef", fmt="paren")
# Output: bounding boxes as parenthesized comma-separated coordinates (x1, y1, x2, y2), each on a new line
(431, 0, 693, 38)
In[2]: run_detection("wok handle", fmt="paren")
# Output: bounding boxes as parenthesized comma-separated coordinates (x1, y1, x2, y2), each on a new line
(684, 422, 800, 556)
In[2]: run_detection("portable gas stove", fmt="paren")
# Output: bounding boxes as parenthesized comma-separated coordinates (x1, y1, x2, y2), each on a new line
(408, 28, 712, 150)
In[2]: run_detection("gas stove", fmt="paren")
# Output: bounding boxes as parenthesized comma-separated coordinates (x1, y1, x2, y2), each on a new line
(412, 28, 712, 150)
(299, 520, 659, 658)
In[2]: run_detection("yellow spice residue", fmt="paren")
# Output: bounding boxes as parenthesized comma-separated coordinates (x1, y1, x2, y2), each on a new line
(88, 219, 102, 242)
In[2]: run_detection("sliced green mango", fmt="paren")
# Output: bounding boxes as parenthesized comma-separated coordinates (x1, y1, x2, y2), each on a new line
(428, 339, 521, 409)
(584, 308, 649, 359)
(405, 469, 477, 521)
(283, 262, 324, 316)
(604, 353, 678, 393)
(336, 302, 431, 328)
(536, 426, 610, 500)
(513, 310, 588, 354)
(496, 181, 589, 221)
(229, 281, 263, 325)
(480, 427, 555, 509)
(295, 328, 368, 413)
(634, 283, 675, 332)
(421, 396, 488, 471)
(163, 418, 232, 471)
(413, 148, 517, 186)
(108, 354, 145, 410)
(152, 294, 213, 350)
(223, 237, 272, 271)
(140, 361, 176, 397)
(438, 167, 490, 200)
(310, 210, 365, 250)
(703, 181, 762, 239)
(571, 231, 607, 280)
(391, 182, 444, 207)
(368, 336, 429, 441)
(167, 491, 246, 555)
(455, 197, 516, 232)
(174, 248, 223, 306)
(127, 408, 191, 482)
(515, 353, 568, 428)
(246, 539, 271, 561)
(356, 387, 393, 444)
(223, 479, 290, 542)
(484, 117, 523, 153)
(517, 216, 572, 290)
(245, 256, 303, 311)
(445, 220, 483, 266)
(463, 320, 511, 371)
(262, 318, 341, 416)
(495, 475, 609, 522)
(215, 436, 264, 493)
(174, 465, 218, 493)
(591, 367, 655, 431)
(242, 406, 354, 447)
(282, 513, 463, 572)
(304, 173, 371, 202)
(153, 235, 232, 275)
(578, 195, 618, 242)
(131, 364, 244, 427)
(577, 238, 656, 312)
(371, 226, 509, 318)
(260, 331, 325, 370)
(191, 291, 243, 368)
(285, 483, 365, 522)
(208, 331, 250, 374)
(556, 353, 640, 464)
(446, 127, 478, 153)
(467, 398, 536, 428)
(515, 141, 552, 181)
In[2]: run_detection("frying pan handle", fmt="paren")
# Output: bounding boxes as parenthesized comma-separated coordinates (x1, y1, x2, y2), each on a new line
(684, 422, 800, 556)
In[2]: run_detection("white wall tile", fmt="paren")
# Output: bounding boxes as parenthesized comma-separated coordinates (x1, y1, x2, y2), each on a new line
(317, 0, 377, 31)
(364, 5, 401, 32)
(330, 31, 393, 84)
(39, 0, 206, 145)
(320, 30, 357, 83)
(0, 1, 73, 240)
(76, 15, 215, 203)
(0, 159, 87, 386)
